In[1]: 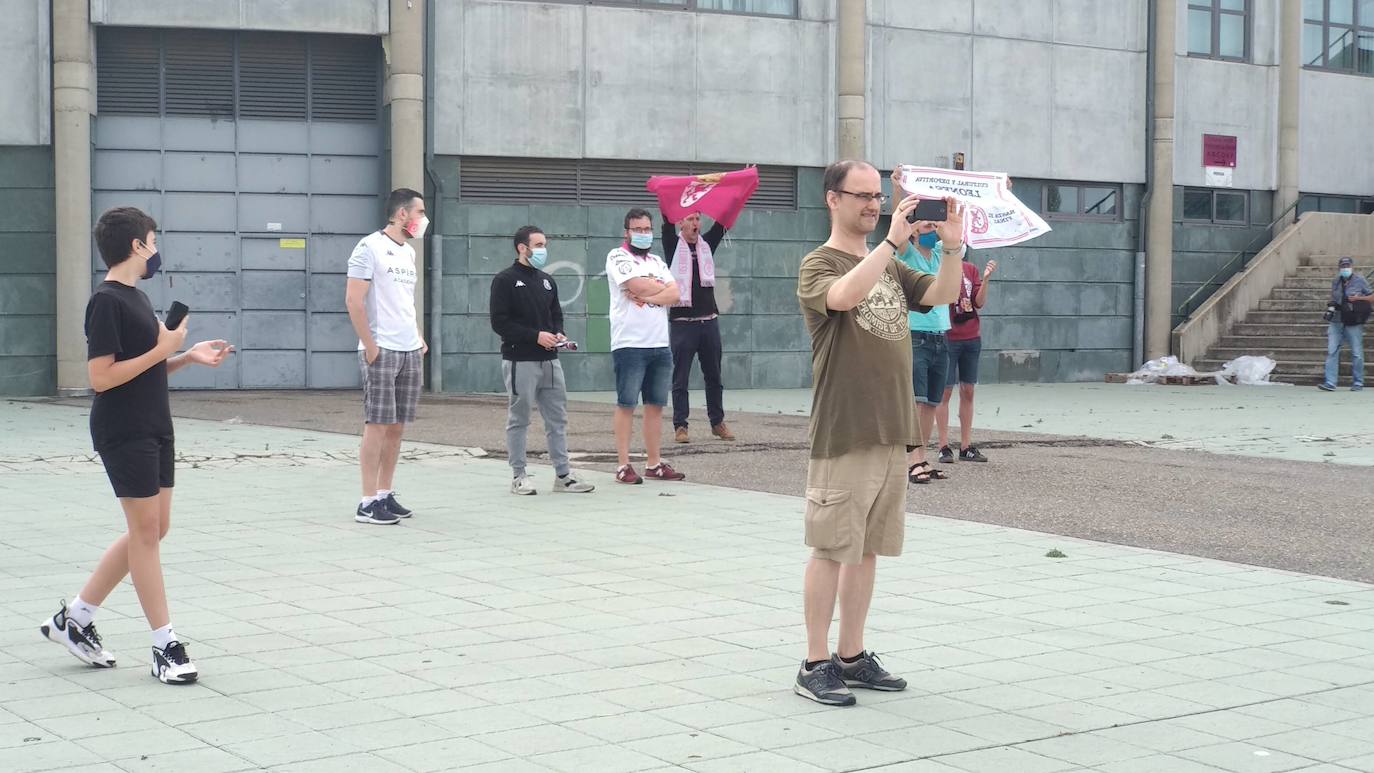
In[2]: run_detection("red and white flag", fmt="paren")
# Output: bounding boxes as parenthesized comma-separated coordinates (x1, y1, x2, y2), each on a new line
(646, 167, 759, 229)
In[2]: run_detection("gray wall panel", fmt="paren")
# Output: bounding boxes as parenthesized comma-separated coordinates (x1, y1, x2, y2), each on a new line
(162, 118, 236, 152)
(310, 195, 377, 234)
(163, 192, 236, 232)
(94, 117, 162, 151)
(308, 235, 366, 272)
(91, 0, 387, 35)
(237, 121, 310, 154)
(307, 273, 347, 313)
(160, 233, 237, 271)
(238, 155, 311, 194)
(164, 152, 238, 193)
(308, 122, 380, 155)
(309, 155, 381, 195)
(165, 272, 239, 312)
(239, 350, 306, 388)
(241, 237, 307, 270)
(241, 311, 306, 349)
(92, 191, 161, 224)
(308, 312, 358, 351)
(238, 193, 309, 234)
(242, 270, 306, 310)
(94, 150, 162, 191)
(309, 351, 362, 388)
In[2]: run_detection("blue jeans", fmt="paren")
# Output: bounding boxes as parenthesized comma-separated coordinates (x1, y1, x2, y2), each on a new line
(911, 332, 949, 405)
(613, 347, 673, 408)
(1324, 322, 1365, 388)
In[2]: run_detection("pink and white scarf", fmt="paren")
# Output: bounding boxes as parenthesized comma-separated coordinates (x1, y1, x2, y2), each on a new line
(671, 234, 715, 308)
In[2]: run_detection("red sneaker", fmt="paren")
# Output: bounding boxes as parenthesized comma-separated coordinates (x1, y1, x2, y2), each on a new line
(616, 464, 643, 484)
(644, 462, 686, 481)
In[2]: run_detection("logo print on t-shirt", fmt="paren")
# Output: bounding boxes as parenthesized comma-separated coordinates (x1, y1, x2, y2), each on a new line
(515, 280, 526, 287)
(543, 279, 552, 290)
(855, 271, 908, 341)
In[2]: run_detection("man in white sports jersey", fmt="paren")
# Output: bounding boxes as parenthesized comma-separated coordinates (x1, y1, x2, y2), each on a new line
(345, 188, 428, 525)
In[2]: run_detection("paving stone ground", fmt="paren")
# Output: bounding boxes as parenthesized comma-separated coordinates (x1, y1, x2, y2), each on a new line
(3, 401, 1374, 773)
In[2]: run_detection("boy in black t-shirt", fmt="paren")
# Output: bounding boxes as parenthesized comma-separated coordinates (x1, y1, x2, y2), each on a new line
(38, 207, 233, 684)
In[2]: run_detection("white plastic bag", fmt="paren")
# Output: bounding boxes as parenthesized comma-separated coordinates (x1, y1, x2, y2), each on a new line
(1126, 356, 1199, 384)
(1216, 355, 1279, 386)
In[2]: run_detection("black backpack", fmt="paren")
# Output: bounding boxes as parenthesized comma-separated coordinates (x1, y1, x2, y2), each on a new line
(1339, 277, 1372, 326)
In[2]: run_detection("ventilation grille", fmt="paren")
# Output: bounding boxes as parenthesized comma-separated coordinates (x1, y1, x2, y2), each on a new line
(459, 157, 798, 210)
(310, 36, 380, 121)
(96, 29, 380, 123)
(239, 33, 307, 120)
(95, 27, 160, 116)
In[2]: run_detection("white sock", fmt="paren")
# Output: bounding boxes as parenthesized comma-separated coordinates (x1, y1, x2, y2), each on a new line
(69, 597, 98, 628)
(360, 495, 376, 506)
(376, 489, 391, 499)
(152, 624, 177, 650)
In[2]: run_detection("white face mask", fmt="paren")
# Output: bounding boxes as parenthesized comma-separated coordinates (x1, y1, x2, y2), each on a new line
(404, 215, 429, 239)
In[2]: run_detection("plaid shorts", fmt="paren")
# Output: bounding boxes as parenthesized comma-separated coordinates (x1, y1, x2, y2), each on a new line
(360, 348, 422, 424)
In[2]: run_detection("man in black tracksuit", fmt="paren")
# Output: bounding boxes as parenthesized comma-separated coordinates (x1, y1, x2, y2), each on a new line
(489, 225, 594, 495)
(662, 213, 736, 444)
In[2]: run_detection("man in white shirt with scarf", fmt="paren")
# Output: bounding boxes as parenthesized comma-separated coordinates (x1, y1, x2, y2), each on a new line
(662, 212, 736, 444)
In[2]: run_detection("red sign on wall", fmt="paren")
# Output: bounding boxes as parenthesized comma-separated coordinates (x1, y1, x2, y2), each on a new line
(1203, 134, 1237, 168)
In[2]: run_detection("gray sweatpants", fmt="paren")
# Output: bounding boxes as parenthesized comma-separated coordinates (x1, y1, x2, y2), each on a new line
(503, 359, 571, 478)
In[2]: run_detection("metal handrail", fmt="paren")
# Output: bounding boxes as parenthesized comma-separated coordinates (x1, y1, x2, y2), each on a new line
(1175, 197, 1302, 319)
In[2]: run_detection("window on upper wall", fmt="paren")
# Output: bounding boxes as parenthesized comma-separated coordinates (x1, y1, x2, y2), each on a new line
(1183, 188, 1250, 224)
(1187, 0, 1250, 61)
(1043, 183, 1122, 221)
(1303, 0, 1374, 75)
(501, 0, 797, 18)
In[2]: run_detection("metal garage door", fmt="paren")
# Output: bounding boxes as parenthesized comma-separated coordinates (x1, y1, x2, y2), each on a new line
(92, 28, 383, 389)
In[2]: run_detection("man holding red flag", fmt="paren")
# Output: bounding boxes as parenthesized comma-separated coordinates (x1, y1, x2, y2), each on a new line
(647, 168, 758, 444)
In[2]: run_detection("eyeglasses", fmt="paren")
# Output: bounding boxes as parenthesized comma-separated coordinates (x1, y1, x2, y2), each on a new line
(836, 190, 889, 205)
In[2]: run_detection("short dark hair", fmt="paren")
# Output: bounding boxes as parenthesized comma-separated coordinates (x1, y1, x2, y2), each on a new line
(513, 225, 544, 253)
(384, 188, 423, 221)
(94, 207, 158, 268)
(624, 208, 653, 229)
(822, 160, 874, 196)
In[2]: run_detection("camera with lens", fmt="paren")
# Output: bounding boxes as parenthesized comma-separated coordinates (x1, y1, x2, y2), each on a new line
(1323, 304, 1338, 322)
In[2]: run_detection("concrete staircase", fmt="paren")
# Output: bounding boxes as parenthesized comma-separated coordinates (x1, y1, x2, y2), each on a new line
(1192, 255, 1372, 385)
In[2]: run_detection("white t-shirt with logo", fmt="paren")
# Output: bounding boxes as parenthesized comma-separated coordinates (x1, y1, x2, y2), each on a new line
(347, 231, 424, 352)
(606, 246, 674, 350)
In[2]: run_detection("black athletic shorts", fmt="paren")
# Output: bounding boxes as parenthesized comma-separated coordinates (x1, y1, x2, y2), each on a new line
(98, 435, 174, 499)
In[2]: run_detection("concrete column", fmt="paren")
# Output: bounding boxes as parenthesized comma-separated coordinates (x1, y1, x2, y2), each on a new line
(387, 0, 426, 326)
(1144, 0, 1176, 359)
(836, 0, 865, 160)
(1276, 0, 1301, 229)
(53, 0, 92, 395)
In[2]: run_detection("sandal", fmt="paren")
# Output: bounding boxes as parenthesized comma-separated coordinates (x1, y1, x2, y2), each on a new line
(927, 465, 951, 481)
(908, 462, 931, 484)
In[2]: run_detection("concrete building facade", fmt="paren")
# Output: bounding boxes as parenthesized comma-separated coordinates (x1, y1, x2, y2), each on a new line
(1, 0, 1371, 395)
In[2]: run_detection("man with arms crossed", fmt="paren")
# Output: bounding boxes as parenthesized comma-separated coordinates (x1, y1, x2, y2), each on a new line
(795, 161, 964, 706)
(490, 225, 596, 495)
(40, 206, 233, 684)
(607, 208, 688, 484)
(346, 188, 429, 525)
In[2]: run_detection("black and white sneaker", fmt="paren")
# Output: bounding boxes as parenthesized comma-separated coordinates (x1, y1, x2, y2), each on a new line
(152, 640, 198, 684)
(794, 659, 856, 706)
(959, 446, 989, 463)
(39, 601, 116, 668)
(938, 446, 955, 464)
(381, 492, 412, 518)
(834, 651, 907, 691)
(355, 499, 400, 525)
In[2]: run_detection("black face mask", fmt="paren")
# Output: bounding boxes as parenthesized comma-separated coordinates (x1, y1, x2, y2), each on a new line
(141, 248, 163, 280)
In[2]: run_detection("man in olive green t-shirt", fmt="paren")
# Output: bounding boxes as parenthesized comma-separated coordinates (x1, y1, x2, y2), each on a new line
(793, 160, 965, 707)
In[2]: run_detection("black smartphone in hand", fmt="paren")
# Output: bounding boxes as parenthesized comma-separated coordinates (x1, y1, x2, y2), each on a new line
(906, 199, 949, 224)
(164, 301, 189, 330)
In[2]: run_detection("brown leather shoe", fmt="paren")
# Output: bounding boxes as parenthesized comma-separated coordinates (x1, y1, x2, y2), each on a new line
(711, 423, 736, 441)
(674, 426, 689, 444)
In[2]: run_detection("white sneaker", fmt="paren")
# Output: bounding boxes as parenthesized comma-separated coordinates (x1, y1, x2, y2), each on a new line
(511, 476, 538, 496)
(152, 641, 198, 684)
(39, 601, 116, 668)
(553, 473, 595, 493)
